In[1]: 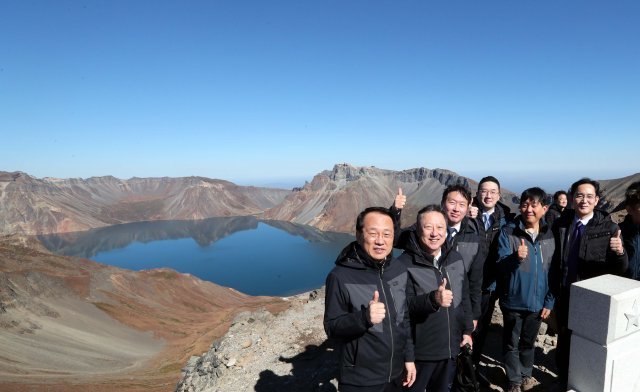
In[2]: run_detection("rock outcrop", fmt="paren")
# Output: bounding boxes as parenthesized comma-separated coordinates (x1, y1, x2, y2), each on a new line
(0, 172, 291, 235)
(264, 163, 519, 233)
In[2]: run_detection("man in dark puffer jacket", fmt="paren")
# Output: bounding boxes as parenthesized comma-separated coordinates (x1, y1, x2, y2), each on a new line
(324, 207, 415, 391)
(397, 205, 473, 392)
(553, 178, 628, 389)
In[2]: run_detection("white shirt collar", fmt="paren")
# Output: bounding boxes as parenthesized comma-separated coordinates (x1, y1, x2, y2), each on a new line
(577, 212, 594, 226)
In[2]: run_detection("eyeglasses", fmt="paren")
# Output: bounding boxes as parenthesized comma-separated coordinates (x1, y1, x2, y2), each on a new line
(574, 193, 597, 202)
(479, 190, 499, 196)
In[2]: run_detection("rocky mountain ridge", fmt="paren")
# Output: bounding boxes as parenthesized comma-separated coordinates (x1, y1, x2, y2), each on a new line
(264, 163, 519, 232)
(0, 172, 291, 235)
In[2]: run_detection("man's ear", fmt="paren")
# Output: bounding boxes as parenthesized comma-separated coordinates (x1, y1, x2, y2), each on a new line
(543, 205, 549, 213)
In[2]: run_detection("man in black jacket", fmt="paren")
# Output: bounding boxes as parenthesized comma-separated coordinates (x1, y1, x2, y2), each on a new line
(398, 205, 473, 392)
(324, 207, 415, 391)
(441, 185, 487, 327)
(553, 178, 628, 389)
(468, 176, 516, 367)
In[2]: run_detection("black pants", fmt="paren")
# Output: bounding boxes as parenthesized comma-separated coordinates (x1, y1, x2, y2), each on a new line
(339, 378, 403, 392)
(501, 308, 542, 385)
(472, 289, 499, 362)
(408, 359, 455, 392)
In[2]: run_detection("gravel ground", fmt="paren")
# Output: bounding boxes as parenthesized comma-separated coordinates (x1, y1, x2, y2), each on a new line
(177, 288, 561, 392)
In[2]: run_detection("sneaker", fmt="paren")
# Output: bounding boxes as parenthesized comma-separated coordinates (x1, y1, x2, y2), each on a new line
(522, 376, 539, 391)
(507, 383, 522, 392)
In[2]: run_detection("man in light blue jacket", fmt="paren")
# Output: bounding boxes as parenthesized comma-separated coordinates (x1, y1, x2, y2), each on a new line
(496, 187, 556, 392)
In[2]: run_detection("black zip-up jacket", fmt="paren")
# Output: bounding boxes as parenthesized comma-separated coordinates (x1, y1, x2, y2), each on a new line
(620, 214, 640, 279)
(473, 201, 516, 291)
(444, 217, 487, 320)
(390, 207, 486, 320)
(553, 209, 628, 290)
(324, 242, 413, 387)
(397, 231, 473, 362)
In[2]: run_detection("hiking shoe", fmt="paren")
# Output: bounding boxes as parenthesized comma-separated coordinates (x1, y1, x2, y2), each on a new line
(522, 376, 539, 391)
(507, 383, 522, 392)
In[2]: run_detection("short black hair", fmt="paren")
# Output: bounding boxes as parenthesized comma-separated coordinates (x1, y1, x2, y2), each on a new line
(520, 187, 549, 206)
(478, 176, 501, 191)
(570, 178, 600, 197)
(416, 204, 446, 226)
(355, 207, 394, 234)
(625, 181, 640, 208)
(441, 184, 472, 205)
(553, 190, 568, 202)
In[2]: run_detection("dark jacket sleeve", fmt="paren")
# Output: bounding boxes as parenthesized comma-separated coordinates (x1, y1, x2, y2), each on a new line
(324, 271, 371, 339)
(461, 269, 474, 335)
(390, 203, 403, 246)
(468, 239, 487, 319)
(403, 295, 415, 362)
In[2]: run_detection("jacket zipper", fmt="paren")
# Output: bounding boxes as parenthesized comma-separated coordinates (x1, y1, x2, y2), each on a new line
(379, 263, 394, 382)
(443, 268, 452, 359)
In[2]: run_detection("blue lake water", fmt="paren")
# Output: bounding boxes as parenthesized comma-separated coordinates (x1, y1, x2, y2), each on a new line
(38, 217, 354, 296)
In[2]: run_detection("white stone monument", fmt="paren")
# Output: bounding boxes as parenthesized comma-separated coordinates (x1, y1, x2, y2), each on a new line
(569, 274, 640, 392)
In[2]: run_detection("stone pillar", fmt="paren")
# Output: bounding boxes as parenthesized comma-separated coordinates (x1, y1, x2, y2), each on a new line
(568, 274, 640, 392)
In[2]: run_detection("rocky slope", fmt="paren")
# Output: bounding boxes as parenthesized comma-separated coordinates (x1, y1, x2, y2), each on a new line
(177, 288, 559, 392)
(264, 163, 519, 232)
(0, 235, 286, 391)
(598, 172, 640, 213)
(0, 172, 291, 235)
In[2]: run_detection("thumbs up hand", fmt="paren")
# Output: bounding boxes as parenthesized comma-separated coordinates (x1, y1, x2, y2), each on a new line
(368, 290, 386, 325)
(467, 198, 479, 219)
(517, 238, 528, 261)
(395, 187, 407, 209)
(610, 230, 624, 256)
(434, 278, 453, 307)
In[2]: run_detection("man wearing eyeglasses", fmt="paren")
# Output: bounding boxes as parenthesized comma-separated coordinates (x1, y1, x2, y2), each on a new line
(552, 178, 628, 390)
(467, 176, 516, 371)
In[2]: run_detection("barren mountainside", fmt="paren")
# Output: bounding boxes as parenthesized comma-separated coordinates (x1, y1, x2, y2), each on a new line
(0, 235, 285, 391)
(0, 172, 291, 235)
(264, 163, 519, 233)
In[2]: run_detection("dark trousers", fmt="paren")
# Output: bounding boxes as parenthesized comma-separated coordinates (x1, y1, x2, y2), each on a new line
(472, 289, 499, 362)
(408, 359, 455, 392)
(339, 379, 402, 392)
(501, 307, 542, 385)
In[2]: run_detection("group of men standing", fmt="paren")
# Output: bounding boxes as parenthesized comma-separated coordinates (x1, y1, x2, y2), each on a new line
(324, 176, 640, 392)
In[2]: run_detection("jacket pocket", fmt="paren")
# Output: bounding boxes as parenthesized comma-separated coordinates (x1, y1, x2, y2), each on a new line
(583, 232, 610, 262)
(343, 338, 358, 367)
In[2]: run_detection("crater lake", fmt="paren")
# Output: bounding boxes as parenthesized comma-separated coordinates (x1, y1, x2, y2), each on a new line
(38, 216, 354, 296)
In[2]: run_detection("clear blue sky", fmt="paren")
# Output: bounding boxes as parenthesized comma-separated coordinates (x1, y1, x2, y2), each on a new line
(1, 0, 638, 193)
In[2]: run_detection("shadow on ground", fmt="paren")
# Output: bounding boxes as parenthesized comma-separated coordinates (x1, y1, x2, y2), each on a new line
(477, 318, 559, 391)
(254, 339, 339, 392)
